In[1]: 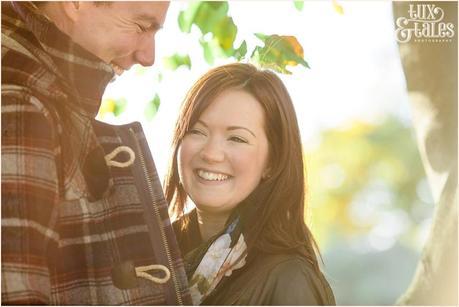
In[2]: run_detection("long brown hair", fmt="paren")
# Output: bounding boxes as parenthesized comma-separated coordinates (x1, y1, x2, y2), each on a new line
(164, 63, 321, 271)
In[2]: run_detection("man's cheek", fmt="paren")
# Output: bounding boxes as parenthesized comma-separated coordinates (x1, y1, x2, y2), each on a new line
(116, 36, 138, 56)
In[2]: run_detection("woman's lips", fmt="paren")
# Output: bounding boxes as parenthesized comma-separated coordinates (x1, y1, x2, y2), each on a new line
(194, 169, 233, 185)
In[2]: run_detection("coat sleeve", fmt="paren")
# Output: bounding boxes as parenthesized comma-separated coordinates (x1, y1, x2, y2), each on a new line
(265, 257, 336, 306)
(1, 94, 60, 304)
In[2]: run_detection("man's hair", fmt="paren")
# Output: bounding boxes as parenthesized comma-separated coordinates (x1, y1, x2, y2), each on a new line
(34, 2, 111, 8)
(164, 63, 322, 271)
(93, 2, 112, 7)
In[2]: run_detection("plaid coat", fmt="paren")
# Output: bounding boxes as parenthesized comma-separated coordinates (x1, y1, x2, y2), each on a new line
(1, 2, 191, 305)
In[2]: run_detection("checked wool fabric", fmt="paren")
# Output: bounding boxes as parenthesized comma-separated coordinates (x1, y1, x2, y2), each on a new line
(1, 2, 190, 304)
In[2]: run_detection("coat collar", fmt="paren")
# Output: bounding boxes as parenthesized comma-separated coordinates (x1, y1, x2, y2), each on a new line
(9, 1, 115, 118)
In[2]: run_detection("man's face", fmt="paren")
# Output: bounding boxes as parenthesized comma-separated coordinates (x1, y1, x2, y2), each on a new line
(70, 2, 169, 75)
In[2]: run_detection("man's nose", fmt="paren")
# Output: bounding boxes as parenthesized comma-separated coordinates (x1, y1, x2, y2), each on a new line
(135, 34, 155, 67)
(200, 139, 225, 163)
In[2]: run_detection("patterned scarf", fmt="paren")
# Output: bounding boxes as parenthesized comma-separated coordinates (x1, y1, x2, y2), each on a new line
(185, 216, 248, 305)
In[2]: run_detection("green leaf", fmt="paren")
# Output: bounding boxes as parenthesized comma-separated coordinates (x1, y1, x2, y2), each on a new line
(213, 16, 237, 51)
(294, 1, 304, 11)
(251, 34, 309, 74)
(145, 94, 161, 121)
(193, 2, 229, 34)
(178, 11, 188, 32)
(179, 1, 229, 35)
(178, 1, 238, 62)
(200, 38, 229, 65)
(163, 54, 191, 71)
(200, 39, 215, 65)
(178, 1, 202, 33)
(234, 40, 247, 60)
(254, 33, 268, 41)
(113, 98, 127, 117)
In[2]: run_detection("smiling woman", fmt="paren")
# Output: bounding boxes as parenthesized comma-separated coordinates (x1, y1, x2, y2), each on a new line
(164, 63, 336, 305)
(178, 89, 270, 227)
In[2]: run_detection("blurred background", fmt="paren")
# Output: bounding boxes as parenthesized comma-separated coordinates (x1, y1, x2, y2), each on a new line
(97, 1, 435, 304)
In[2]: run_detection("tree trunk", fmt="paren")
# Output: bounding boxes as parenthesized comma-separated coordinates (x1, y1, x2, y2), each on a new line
(393, 2, 458, 305)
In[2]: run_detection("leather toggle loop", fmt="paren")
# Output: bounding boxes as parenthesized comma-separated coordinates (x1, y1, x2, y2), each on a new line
(135, 264, 171, 284)
(111, 261, 171, 289)
(104, 146, 135, 168)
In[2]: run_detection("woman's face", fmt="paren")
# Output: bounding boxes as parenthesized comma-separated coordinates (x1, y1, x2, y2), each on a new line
(178, 89, 270, 216)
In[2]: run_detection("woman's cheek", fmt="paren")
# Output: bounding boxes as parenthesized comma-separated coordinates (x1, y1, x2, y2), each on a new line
(230, 147, 263, 179)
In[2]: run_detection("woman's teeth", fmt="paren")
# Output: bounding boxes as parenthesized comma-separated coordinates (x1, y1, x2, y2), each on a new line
(197, 170, 229, 181)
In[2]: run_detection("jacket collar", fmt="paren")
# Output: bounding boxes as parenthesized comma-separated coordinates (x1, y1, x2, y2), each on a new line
(9, 1, 115, 118)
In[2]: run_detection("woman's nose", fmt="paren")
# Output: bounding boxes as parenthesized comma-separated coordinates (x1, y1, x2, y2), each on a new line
(199, 140, 225, 163)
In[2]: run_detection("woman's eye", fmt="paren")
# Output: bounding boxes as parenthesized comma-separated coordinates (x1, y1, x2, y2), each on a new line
(229, 136, 248, 144)
(188, 129, 205, 136)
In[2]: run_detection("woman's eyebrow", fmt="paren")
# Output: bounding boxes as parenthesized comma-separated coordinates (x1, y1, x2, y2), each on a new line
(228, 126, 256, 138)
(196, 119, 208, 127)
(197, 120, 257, 138)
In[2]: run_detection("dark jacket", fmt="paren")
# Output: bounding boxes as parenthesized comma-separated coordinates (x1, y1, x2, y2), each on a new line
(1, 2, 190, 304)
(173, 210, 336, 305)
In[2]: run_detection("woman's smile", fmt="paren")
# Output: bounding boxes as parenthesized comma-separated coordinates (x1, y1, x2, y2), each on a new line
(196, 169, 232, 182)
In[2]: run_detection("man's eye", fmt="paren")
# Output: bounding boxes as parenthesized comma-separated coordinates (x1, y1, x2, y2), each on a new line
(229, 136, 248, 144)
(136, 24, 148, 32)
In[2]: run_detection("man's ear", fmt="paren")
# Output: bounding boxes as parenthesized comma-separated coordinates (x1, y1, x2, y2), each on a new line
(62, 2, 81, 22)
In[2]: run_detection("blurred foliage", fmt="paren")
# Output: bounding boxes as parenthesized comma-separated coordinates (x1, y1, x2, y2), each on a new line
(332, 0, 345, 15)
(98, 97, 127, 118)
(309, 115, 434, 305)
(145, 94, 161, 121)
(163, 54, 192, 71)
(305, 115, 431, 250)
(294, 1, 304, 11)
(134, 65, 149, 76)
